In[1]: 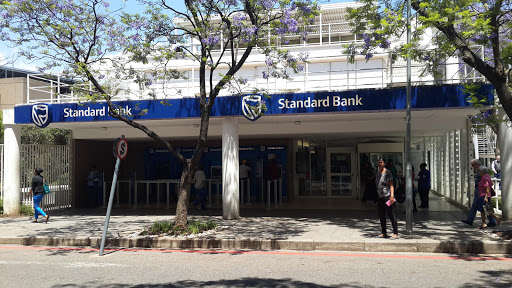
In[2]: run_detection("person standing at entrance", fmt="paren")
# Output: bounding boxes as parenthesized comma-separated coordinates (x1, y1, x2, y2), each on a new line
(239, 159, 251, 202)
(417, 163, 431, 208)
(491, 156, 501, 179)
(87, 166, 100, 208)
(461, 159, 497, 227)
(28, 168, 49, 223)
(192, 165, 207, 210)
(375, 159, 398, 239)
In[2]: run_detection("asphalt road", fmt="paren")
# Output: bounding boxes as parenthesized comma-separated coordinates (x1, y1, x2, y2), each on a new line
(0, 245, 511, 287)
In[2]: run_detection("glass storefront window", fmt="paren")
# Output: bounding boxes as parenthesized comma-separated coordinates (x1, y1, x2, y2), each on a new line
(295, 139, 327, 196)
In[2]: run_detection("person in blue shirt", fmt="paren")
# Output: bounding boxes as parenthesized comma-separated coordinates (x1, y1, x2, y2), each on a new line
(417, 163, 431, 208)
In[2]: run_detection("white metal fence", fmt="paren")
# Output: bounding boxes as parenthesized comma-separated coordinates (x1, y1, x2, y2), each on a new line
(19, 144, 71, 212)
(492, 178, 502, 215)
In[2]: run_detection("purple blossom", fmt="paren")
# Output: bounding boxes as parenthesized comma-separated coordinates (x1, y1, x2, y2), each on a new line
(201, 35, 220, 46)
(265, 57, 274, 66)
(365, 53, 373, 60)
(299, 6, 312, 14)
(379, 40, 390, 49)
(260, 0, 276, 9)
(233, 14, 246, 26)
(298, 52, 309, 62)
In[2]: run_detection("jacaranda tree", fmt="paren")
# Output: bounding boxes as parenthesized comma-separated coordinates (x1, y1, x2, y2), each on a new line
(0, 0, 318, 227)
(344, 0, 512, 123)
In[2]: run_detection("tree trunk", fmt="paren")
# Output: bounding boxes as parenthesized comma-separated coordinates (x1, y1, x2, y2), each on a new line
(175, 167, 192, 228)
(494, 80, 512, 122)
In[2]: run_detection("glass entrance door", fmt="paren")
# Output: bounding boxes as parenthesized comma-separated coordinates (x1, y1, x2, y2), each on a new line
(327, 149, 354, 197)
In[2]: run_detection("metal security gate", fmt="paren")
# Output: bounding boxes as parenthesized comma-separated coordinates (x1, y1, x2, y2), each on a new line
(20, 144, 71, 212)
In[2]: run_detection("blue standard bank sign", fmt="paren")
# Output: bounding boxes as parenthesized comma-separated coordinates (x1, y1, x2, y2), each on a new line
(15, 84, 494, 126)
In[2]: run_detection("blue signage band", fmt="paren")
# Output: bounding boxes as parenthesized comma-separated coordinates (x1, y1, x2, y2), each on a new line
(15, 84, 494, 126)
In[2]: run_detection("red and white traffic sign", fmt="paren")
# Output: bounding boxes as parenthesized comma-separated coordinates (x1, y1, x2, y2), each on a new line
(116, 137, 128, 160)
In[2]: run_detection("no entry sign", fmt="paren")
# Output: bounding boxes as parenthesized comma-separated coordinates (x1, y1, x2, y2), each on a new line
(113, 137, 128, 160)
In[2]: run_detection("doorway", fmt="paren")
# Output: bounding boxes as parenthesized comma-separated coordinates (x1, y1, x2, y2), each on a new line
(357, 143, 405, 200)
(327, 148, 355, 197)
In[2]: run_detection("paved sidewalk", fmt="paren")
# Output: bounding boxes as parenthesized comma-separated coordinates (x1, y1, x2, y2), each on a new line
(0, 206, 511, 254)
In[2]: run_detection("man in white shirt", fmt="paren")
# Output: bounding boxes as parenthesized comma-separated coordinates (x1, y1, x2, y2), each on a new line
(240, 160, 251, 179)
(240, 160, 252, 203)
(192, 166, 207, 210)
(492, 155, 501, 179)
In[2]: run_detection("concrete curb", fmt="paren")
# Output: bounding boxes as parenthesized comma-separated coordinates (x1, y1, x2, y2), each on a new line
(1, 237, 510, 254)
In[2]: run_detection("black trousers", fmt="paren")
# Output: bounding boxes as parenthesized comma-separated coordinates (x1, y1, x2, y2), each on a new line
(419, 188, 429, 207)
(377, 196, 398, 235)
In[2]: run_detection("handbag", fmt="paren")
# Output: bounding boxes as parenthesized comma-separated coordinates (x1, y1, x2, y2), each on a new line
(43, 178, 51, 194)
(483, 201, 495, 216)
(490, 186, 496, 197)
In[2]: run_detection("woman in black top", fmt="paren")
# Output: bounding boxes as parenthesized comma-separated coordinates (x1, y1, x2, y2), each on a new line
(375, 159, 398, 239)
(28, 168, 49, 223)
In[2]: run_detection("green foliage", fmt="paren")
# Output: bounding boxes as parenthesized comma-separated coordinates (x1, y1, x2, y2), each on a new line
(19, 203, 34, 216)
(464, 83, 508, 134)
(0, 197, 3, 214)
(345, 0, 512, 123)
(140, 220, 217, 236)
(491, 197, 501, 211)
(21, 126, 70, 145)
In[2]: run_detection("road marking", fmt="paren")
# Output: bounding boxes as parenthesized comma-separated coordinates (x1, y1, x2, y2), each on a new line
(1, 246, 510, 261)
(0, 260, 123, 267)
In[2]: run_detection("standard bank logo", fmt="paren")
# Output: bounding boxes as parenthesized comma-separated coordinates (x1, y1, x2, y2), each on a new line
(32, 104, 51, 128)
(242, 95, 263, 121)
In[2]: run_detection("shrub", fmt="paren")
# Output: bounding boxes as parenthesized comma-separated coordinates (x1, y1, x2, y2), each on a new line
(491, 197, 502, 210)
(141, 220, 217, 236)
(20, 204, 34, 216)
(0, 199, 34, 216)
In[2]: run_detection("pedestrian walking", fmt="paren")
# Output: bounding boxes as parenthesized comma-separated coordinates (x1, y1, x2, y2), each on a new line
(28, 168, 49, 223)
(477, 166, 501, 228)
(375, 158, 399, 239)
(461, 159, 497, 227)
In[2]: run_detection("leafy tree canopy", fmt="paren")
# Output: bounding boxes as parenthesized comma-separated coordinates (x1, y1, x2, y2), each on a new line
(0, 0, 318, 226)
(21, 126, 70, 145)
(345, 0, 512, 121)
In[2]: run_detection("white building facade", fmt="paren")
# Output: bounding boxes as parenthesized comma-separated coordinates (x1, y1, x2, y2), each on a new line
(3, 3, 510, 219)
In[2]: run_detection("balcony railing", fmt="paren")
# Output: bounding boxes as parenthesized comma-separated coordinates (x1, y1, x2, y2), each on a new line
(26, 53, 485, 104)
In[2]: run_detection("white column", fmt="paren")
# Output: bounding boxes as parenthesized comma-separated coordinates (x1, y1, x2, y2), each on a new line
(2, 109, 21, 215)
(445, 56, 460, 83)
(222, 117, 240, 220)
(499, 109, 512, 220)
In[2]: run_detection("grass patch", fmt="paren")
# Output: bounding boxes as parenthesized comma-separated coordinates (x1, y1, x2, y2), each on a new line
(0, 197, 3, 214)
(141, 220, 217, 236)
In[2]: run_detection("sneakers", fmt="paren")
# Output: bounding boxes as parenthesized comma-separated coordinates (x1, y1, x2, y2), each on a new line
(461, 220, 473, 226)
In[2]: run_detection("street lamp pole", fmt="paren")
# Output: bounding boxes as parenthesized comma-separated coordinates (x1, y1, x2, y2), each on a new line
(405, 0, 413, 234)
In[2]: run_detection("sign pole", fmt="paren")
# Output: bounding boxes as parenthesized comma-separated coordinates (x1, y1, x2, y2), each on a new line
(100, 135, 127, 256)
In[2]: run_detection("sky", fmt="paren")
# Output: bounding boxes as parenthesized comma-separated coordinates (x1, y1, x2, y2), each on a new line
(0, 0, 354, 72)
